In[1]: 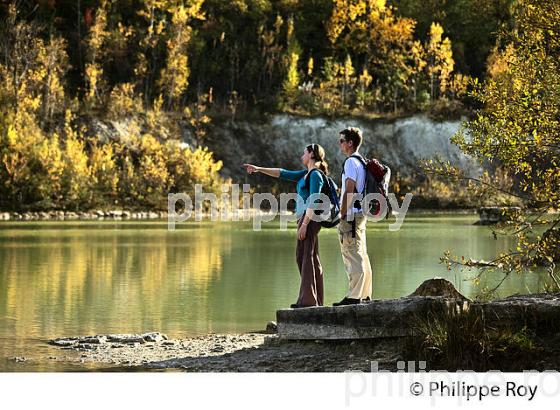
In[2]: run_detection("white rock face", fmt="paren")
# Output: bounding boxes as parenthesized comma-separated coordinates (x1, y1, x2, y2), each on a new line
(205, 114, 480, 181)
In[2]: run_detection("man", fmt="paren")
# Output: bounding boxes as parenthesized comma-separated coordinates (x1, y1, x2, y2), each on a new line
(333, 127, 373, 306)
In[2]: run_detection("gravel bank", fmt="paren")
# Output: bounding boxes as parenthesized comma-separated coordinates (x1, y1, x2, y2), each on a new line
(46, 332, 402, 372)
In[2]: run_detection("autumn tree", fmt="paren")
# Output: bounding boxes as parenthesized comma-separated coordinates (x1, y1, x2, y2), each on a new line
(280, 17, 301, 107)
(84, 0, 110, 107)
(425, 22, 454, 100)
(424, 0, 560, 291)
(158, 0, 205, 109)
(327, 0, 424, 111)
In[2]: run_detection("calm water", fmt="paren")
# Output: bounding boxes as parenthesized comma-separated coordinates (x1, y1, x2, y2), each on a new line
(0, 215, 551, 371)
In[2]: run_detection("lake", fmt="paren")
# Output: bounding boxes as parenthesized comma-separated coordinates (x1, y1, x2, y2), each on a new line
(0, 214, 551, 371)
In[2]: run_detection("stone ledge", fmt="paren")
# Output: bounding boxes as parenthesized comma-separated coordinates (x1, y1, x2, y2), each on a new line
(276, 279, 560, 340)
(277, 295, 467, 340)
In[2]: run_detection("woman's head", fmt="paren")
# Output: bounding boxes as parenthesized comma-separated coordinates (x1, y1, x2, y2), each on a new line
(302, 143, 329, 175)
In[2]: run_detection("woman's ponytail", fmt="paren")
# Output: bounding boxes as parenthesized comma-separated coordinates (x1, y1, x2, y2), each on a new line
(307, 143, 329, 175)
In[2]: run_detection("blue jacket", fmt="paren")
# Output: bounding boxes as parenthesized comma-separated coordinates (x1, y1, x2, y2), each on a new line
(280, 168, 324, 218)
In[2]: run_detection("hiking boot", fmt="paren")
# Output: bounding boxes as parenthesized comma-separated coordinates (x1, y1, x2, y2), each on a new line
(332, 297, 361, 306)
(290, 303, 312, 309)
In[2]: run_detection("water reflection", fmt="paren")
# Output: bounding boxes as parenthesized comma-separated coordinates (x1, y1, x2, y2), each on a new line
(0, 216, 552, 371)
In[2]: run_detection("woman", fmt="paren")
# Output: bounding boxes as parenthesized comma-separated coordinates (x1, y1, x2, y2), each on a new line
(243, 144, 329, 308)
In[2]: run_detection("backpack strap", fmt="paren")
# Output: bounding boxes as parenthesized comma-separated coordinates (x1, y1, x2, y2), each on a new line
(341, 154, 367, 194)
(341, 154, 367, 176)
(304, 169, 340, 210)
(303, 168, 326, 192)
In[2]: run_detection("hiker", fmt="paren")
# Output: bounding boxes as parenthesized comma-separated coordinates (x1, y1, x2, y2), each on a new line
(333, 127, 373, 306)
(243, 144, 330, 308)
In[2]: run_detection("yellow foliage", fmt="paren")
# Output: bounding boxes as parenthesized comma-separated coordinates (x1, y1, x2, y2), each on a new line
(85, 0, 110, 105)
(426, 23, 455, 98)
(158, 0, 205, 108)
(61, 111, 91, 206)
(90, 142, 118, 200)
(486, 44, 516, 79)
(107, 83, 144, 120)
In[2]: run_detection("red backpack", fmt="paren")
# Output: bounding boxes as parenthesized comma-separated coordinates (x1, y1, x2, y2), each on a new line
(343, 154, 391, 217)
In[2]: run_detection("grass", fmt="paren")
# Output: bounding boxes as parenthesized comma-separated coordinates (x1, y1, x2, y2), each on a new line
(406, 306, 539, 371)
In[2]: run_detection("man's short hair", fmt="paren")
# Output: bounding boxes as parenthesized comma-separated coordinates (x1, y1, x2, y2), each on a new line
(340, 127, 363, 149)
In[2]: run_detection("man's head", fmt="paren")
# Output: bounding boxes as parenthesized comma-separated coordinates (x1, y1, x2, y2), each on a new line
(338, 127, 362, 156)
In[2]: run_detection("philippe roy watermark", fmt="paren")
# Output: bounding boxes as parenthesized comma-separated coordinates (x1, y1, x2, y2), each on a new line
(344, 361, 560, 406)
(167, 184, 413, 231)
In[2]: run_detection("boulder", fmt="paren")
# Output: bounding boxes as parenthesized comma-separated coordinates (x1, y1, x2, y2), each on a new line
(409, 277, 470, 301)
(265, 321, 278, 334)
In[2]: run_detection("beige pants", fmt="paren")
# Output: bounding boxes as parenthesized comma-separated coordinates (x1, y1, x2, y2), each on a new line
(338, 214, 372, 299)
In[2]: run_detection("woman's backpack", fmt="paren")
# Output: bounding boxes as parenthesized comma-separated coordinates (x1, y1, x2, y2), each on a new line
(304, 169, 341, 228)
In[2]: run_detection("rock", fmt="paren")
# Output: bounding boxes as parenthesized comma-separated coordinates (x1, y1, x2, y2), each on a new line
(142, 332, 168, 342)
(475, 206, 521, 225)
(476, 293, 560, 335)
(265, 321, 278, 334)
(106, 334, 146, 344)
(409, 278, 470, 301)
(50, 332, 168, 348)
(277, 278, 560, 341)
(50, 338, 78, 347)
(78, 335, 107, 344)
(276, 296, 466, 340)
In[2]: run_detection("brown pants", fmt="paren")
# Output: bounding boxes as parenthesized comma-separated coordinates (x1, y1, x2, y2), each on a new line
(295, 218, 323, 307)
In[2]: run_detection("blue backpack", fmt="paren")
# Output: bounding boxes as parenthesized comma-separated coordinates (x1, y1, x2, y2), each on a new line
(304, 169, 341, 228)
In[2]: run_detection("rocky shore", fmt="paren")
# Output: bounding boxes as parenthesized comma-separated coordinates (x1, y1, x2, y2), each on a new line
(0, 210, 168, 221)
(46, 331, 402, 372)
(43, 279, 560, 372)
(0, 208, 292, 222)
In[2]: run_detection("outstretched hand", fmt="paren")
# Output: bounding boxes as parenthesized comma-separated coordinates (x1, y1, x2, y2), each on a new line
(243, 164, 259, 174)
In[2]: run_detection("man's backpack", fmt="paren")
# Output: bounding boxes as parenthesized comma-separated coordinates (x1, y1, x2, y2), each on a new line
(343, 154, 391, 218)
(304, 169, 341, 228)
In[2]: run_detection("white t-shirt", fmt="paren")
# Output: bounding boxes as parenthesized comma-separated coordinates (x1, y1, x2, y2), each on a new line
(341, 153, 366, 215)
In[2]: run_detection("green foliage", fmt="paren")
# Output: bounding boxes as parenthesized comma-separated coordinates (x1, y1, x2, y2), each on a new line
(1, 0, 503, 117)
(0, 1, 226, 211)
(0, 0, 533, 212)
(423, 0, 560, 290)
(390, 0, 516, 77)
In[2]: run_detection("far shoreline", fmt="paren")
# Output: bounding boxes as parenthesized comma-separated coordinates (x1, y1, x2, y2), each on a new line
(0, 208, 480, 223)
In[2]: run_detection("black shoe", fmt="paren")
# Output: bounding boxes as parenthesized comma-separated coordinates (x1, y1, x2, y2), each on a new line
(332, 297, 361, 307)
(361, 296, 371, 303)
(290, 303, 310, 309)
